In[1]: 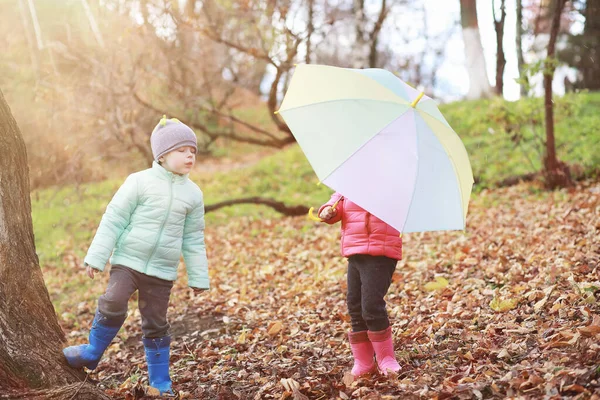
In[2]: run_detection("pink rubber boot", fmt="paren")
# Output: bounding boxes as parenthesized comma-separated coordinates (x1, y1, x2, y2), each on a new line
(348, 330, 377, 377)
(368, 327, 401, 376)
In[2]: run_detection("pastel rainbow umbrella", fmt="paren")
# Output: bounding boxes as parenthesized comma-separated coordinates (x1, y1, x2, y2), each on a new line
(276, 64, 474, 233)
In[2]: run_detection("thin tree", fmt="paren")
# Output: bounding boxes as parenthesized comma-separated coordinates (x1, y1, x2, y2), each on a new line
(306, 0, 315, 64)
(17, 0, 39, 79)
(352, 0, 390, 68)
(516, 0, 528, 96)
(493, 0, 507, 96)
(80, 0, 105, 48)
(543, 0, 572, 189)
(0, 89, 110, 399)
(460, 0, 494, 99)
(581, 0, 600, 89)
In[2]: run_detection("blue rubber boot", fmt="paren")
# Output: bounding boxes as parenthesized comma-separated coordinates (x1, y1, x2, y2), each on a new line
(143, 336, 173, 395)
(63, 312, 122, 370)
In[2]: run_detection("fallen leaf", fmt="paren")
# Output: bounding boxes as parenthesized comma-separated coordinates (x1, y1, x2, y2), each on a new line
(543, 285, 556, 296)
(268, 321, 283, 336)
(562, 384, 588, 394)
(497, 348, 510, 358)
(534, 296, 548, 312)
(578, 325, 600, 337)
(280, 378, 309, 400)
(424, 276, 449, 291)
(490, 297, 518, 312)
(342, 371, 355, 387)
(237, 329, 247, 344)
(146, 387, 161, 397)
(119, 377, 132, 390)
(463, 351, 474, 361)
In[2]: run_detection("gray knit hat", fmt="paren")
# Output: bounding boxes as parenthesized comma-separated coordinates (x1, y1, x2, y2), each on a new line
(150, 116, 197, 161)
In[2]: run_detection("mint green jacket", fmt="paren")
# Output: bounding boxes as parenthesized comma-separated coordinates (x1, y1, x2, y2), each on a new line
(84, 162, 209, 289)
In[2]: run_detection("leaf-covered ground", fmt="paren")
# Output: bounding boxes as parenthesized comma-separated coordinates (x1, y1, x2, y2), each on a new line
(53, 180, 600, 399)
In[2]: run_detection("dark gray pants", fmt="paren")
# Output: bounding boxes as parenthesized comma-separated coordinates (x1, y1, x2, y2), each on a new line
(347, 254, 397, 332)
(97, 265, 173, 338)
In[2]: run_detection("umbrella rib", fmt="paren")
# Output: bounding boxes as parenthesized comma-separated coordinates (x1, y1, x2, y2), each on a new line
(447, 150, 466, 228)
(416, 108, 450, 125)
(400, 117, 421, 234)
(279, 98, 409, 114)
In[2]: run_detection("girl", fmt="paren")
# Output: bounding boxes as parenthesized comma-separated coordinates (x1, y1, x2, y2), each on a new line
(63, 116, 209, 395)
(318, 193, 402, 377)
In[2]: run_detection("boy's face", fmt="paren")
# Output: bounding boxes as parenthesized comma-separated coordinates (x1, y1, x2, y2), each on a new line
(160, 146, 196, 175)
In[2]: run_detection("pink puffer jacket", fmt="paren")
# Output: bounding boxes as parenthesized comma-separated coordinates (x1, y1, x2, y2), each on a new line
(318, 193, 402, 260)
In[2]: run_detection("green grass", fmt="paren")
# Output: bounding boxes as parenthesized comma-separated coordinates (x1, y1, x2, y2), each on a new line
(31, 180, 121, 268)
(441, 91, 600, 185)
(194, 145, 332, 216)
(32, 91, 600, 271)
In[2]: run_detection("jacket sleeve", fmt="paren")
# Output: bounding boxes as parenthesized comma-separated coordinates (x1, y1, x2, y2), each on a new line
(317, 192, 343, 225)
(84, 175, 138, 271)
(182, 195, 209, 289)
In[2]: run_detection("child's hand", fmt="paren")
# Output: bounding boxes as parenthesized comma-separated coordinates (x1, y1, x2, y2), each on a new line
(319, 206, 336, 220)
(85, 263, 96, 279)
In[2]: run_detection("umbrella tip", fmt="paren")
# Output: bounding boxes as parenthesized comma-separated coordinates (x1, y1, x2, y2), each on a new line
(274, 110, 279, 115)
(410, 92, 425, 108)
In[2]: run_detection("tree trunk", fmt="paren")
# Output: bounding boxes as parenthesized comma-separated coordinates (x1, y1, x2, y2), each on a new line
(0, 89, 109, 399)
(368, 0, 388, 68)
(305, 0, 315, 64)
(543, 0, 572, 189)
(80, 0, 105, 48)
(460, 0, 494, 99)
(581, 0, 600, 90)
(493, 0, 507, 96)
(352, 0, 370, 68)
(17, 0, 39, 79)
(516, 0, 528, 96)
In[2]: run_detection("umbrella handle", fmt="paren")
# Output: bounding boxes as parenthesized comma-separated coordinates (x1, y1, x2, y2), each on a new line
(307, 207, 322, 222)
(308, 198, 341, 222)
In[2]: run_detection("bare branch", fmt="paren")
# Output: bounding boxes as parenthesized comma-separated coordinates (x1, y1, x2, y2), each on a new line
(199, 24, 277, 66)
(132, 91, 294, 148)
(205, 197, 309, 216)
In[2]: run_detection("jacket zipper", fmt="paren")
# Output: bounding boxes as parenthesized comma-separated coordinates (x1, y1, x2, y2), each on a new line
(366, 212, 371, 234)
(145, 176, 174, 272)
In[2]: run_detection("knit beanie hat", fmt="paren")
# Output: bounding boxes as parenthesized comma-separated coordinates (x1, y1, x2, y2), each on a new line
(150, 116, 198, 161)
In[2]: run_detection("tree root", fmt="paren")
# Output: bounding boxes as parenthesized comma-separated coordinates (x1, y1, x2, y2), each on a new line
(0, 381, 111, 400)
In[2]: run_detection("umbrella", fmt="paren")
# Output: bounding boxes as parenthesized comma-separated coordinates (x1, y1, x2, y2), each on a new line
(276, 64, 474, 233)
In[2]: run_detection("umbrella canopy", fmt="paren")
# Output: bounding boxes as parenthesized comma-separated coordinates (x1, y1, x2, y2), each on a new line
(277, 64, 474, 233)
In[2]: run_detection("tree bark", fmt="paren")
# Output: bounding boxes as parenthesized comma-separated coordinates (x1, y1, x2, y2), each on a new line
(80, 0, 105, 48)
(516, 0, 528, 96)
(368, 0, 388, 68)
(352, 0, 389, 69)
(352, 0, 370, 68)
(26, 0, 44, 50)
(543, 0, 572, 189)
(581, 0, 600, 90)
(460, 0, 494, 99)
(305, 0, 315, 64)
(493, 0, 507, 96)
(17, 0, 39, 79)
(0, 89, 109, 399)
